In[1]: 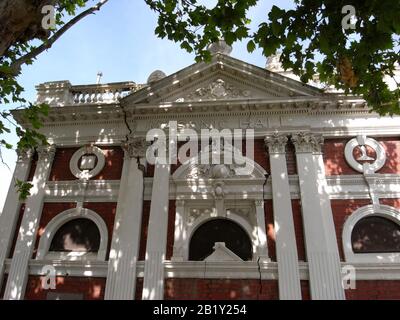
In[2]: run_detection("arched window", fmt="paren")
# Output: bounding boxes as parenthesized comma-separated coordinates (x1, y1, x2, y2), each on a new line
(342, 205, 400, 263)
(189, 219, 252, 261)
(351, 216, 400, 253)
(49, 218, 101, 253)
(36, 208, 108, 261)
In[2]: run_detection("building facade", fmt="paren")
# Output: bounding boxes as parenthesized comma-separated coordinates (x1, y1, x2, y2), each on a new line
(1, 46, 400, 300)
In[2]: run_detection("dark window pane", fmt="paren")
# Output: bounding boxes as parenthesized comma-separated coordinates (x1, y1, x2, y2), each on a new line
(352, 216, 400, 253)
(49, 218, 100, 252)
(189, 219, 252, 261)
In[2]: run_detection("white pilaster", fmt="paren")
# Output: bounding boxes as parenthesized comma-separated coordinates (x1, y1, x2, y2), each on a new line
(3, 145, 55, 300)
(105, 137, 149, 300)
(142, 158, 170, 300)
(254, 200, 269, 262)
(172, 200, 185, 261)
(0, 149, 33, 289)
(265, 133, 302, 300)
(292, 132, 345, 300)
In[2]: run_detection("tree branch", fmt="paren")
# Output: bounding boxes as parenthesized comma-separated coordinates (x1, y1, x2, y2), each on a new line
(9, 0, 110, 75)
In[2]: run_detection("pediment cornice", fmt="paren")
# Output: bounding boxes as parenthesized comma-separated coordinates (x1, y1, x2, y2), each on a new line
(11, 96, 370, 127)
(121, 54, 323, 105)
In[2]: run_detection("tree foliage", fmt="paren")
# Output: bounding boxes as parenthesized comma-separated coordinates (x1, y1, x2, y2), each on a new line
(0, 0, 399, 198)
(146, 0, 400, 115)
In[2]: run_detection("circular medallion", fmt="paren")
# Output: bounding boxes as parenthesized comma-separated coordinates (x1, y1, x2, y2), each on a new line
(344, 136, 386, 173)
(69, 146, 105, 179)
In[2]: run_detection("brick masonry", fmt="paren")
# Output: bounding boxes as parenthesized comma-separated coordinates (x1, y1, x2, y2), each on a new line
(24, 276, 106, 300)
(324, 137, 400, 176)
(345, 281, 400, 300)
(49, 146, 124, 181)
(164, 279, 279, 300)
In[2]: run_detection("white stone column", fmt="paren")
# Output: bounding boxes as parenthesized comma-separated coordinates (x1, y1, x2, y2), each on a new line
(265, 133, 302, 300)
(291, 132, 344, 300)
(3, 145, 55, 300)
(142, 157, 170, 300)
(171, 200, 186, 261)
(105, 137, 149, 300)
(254, 200, 269, 262)
(0, 149, 33, 289)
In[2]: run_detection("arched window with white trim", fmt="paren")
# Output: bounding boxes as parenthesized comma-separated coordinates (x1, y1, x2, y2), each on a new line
(189, 218, 253, 261)
(37, 208, 108, 261)
(342, 205, 400, 263)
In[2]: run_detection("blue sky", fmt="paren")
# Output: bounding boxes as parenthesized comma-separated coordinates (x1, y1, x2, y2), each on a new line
(0, 0, 295, 210)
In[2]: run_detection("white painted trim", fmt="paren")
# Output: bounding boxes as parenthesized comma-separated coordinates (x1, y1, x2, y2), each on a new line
(344, 137, 386, 174)
(342, 204, 400, 263)
(36, 207, 108, 261)
(187, 213, 256, 261)
(69, 146, 105, 179)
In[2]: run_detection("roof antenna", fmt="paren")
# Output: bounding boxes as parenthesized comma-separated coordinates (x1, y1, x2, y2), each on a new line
(96, 71, 103, 84)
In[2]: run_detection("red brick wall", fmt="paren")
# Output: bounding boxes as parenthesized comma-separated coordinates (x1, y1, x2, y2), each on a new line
(49, 146, 124, 181)
(135, 278, 143, 300)
(292, 200, 306, 261)
(345, 281, 400, 300)
(139, 200, 176, 261)
(286, 142, 298, 175)
(166, 200, 176, 260)
(24, 276, 106, 300)
(139, 201, 151, 261)
(27, 152, 38, 181)
(331, 199, 371, 261)
(164, 279, 279, 300)
(264, 200, 276, 261)
(32, 202, 117, 259)
(8, 204, 25, 258)
(253, 139, 270, 172)
(301, 281, 310, 300)
(324, 137, 400, 176)
(0, 275, 7, 299)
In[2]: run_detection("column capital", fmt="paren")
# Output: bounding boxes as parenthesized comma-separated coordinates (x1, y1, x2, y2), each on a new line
(254, 199, 264, 208)
(265, 133, 288, 154)
(123, 136, 150, 159)
(36, 144, 56, 162)
(16, 148, 34, 163)
(291, 132, 324, 154)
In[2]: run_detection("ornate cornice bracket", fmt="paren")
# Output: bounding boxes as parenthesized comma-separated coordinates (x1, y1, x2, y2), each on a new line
(36, 144, 56, 162)
(291, 132, 324, 154)
(16, 148, 34, 163)
(123, 136, 150, 159)
(264, 133, 289, 154)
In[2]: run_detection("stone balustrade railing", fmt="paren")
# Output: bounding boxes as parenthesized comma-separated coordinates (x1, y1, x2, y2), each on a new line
(36, 80, 144, 107)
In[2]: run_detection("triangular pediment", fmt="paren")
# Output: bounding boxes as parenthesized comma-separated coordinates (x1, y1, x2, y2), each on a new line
(122, 54, 323, 105)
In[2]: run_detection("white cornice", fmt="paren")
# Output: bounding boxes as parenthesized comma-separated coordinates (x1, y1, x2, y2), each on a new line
(4, 259, 399, 280)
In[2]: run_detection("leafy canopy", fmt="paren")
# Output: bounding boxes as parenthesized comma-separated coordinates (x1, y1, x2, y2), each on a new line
(0, 0, 399, 198)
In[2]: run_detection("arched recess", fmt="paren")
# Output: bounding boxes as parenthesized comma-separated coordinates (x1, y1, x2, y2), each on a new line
(36, 207, 108, 261)
(187, 214, 255, 261)
(342, 204, 400, 263)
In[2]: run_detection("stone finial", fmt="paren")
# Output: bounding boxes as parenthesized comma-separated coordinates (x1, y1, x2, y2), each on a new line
(147, 70, 167, 84)
(207, 39, 232, 56)
(266, 52, 283, 72)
